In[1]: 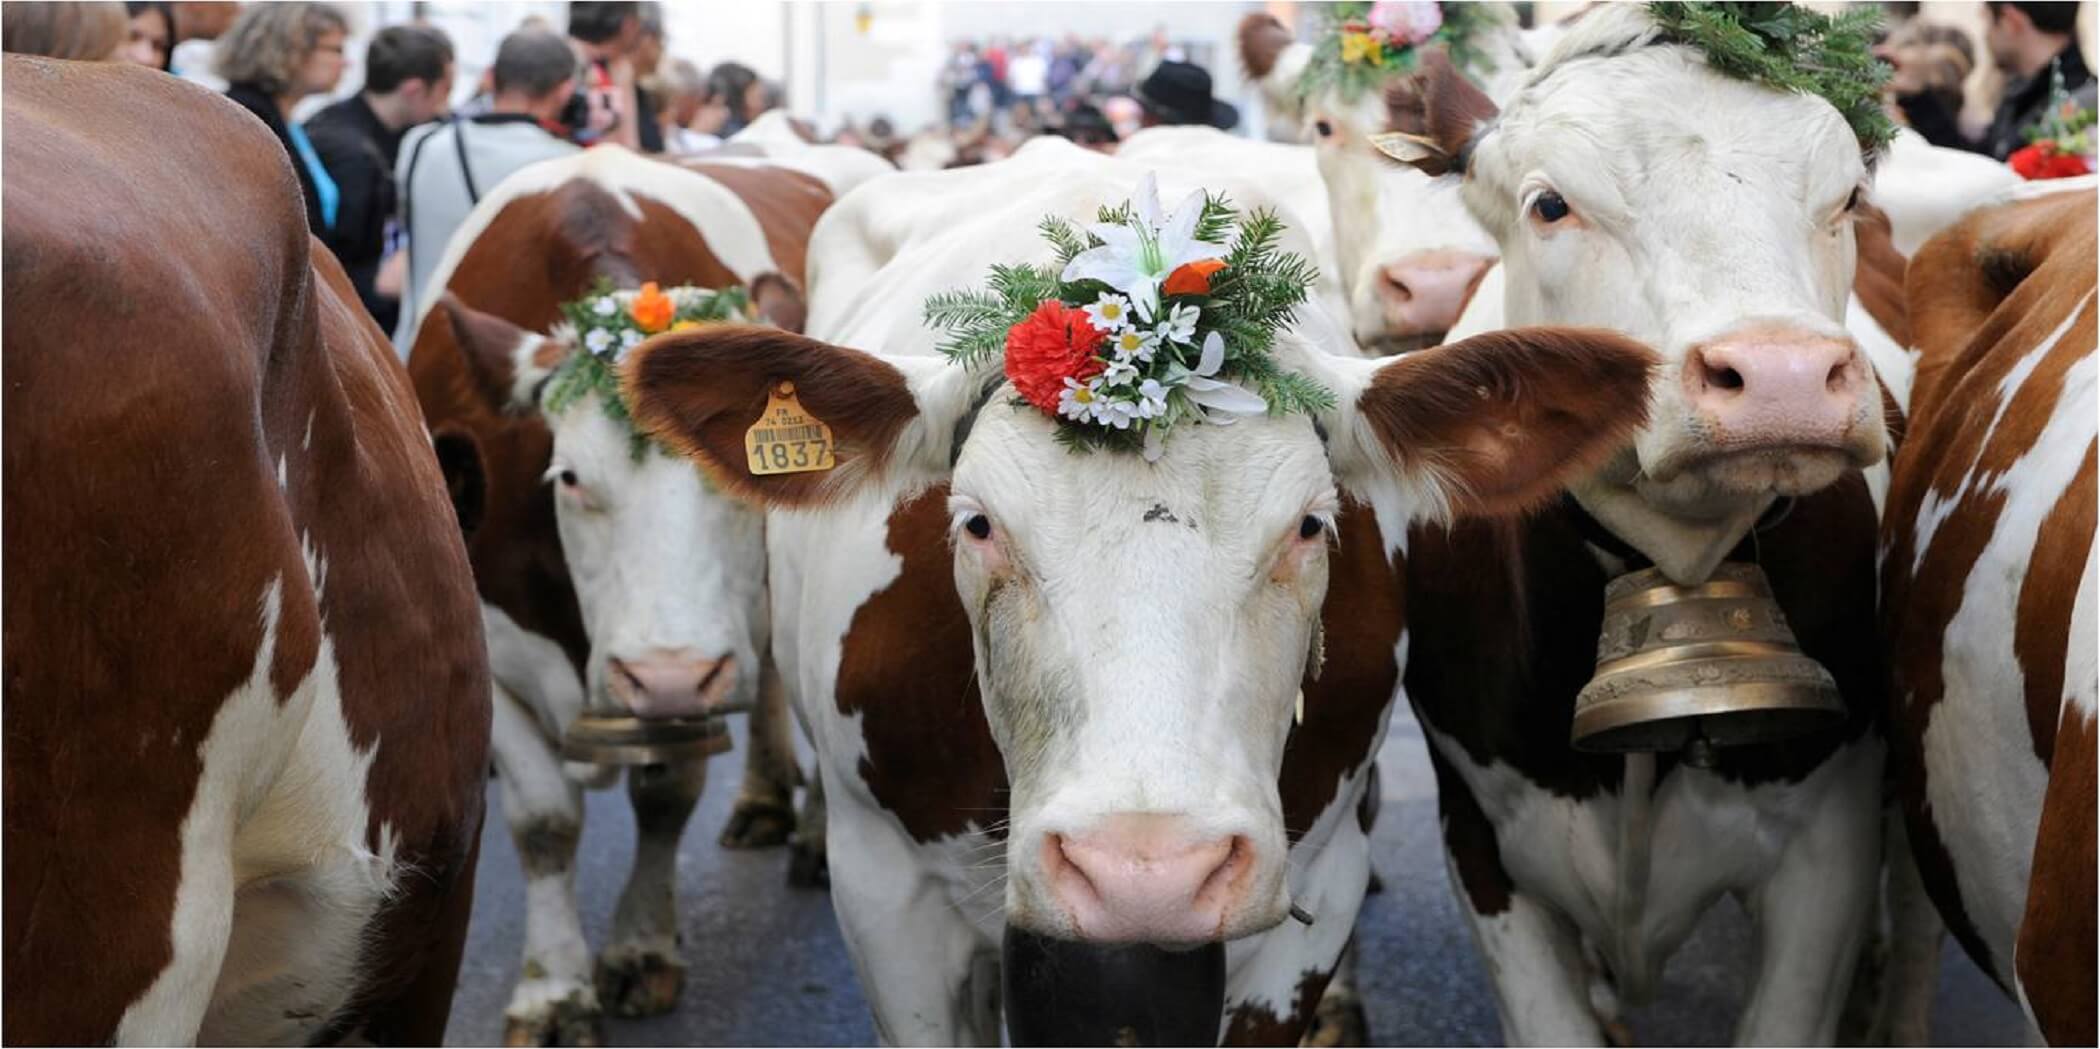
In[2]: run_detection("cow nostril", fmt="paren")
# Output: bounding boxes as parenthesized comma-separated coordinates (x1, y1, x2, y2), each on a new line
(610, 659, 644, 695)
(1704, 359, 1745, 392)
(1827, 358, 1852, 393)
(696, 658, 728, 695)
(1381, 271, 1413, 303)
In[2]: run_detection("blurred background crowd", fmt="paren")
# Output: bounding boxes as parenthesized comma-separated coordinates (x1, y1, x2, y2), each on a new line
(4, 0, 2092, 343)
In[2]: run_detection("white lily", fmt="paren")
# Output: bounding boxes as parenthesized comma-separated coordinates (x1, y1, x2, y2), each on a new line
(1167, 332, 1268, 424)
(1062, 172, 1229, 323)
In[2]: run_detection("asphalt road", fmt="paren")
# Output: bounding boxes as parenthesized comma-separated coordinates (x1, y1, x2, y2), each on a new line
(446, 710, 2031, 1046)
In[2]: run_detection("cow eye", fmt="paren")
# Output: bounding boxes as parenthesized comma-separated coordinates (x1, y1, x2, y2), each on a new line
(1299, 515, 1325, 540)
(964, 514, 992, 540)
(1532, 191, 1570, 223)
(1844, 187, 1861, 212)
(556, 468, 579, 488)
(1314, 119, 1334, 138)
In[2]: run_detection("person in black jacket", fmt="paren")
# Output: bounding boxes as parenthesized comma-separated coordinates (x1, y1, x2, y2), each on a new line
(215, 3, 350, 239)
(306, 25, 454, 333)
(1890, 1, 2095, 160)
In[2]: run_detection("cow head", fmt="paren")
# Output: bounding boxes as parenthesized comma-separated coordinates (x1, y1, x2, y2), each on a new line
(1239, 10, 1525, 352)
(439, 294, 768, 724)
(1378, 8, 1890, 575)
(624, 315, 1651, 945)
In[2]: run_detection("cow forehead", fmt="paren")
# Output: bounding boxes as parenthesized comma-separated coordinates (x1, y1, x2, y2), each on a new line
(954, 401, 1334, 559)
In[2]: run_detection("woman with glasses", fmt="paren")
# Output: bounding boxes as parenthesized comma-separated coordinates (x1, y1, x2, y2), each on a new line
(215, 3, 349, 239)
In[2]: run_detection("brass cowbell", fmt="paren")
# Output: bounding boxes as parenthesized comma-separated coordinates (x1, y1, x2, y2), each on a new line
(560, 712, 735, 766)
(1571, 562, 1844, 761)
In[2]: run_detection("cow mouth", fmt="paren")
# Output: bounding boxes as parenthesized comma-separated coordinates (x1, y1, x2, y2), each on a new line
(1361, 330, 1447, 355)
(1652, 444, 1859, 498)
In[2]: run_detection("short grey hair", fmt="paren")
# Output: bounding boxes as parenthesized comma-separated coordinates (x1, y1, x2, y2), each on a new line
(491, 27, 576, 100)
(213, 3, 348, 95)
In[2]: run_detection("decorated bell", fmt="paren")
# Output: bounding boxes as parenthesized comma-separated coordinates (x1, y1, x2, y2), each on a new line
(560, 711, 736, 765)
(1571, 562, 1844, 760)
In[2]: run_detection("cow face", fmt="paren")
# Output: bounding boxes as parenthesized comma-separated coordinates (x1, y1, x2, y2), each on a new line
(440, 296, 767, 723)
(1239, 13, 1508, 353)
(625, 318, 1652, 946)
(1379, 9, 1887, 521)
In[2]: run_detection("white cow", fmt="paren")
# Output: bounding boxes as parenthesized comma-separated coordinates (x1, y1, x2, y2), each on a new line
(620, 137, 1657, 1044)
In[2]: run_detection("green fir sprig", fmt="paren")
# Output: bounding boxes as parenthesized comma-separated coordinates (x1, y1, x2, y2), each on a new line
(1647, 1, 1897, 152)
(550, 279, 752, 460)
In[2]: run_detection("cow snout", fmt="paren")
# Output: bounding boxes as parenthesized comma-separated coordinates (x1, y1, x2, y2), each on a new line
(1377, 249, 1494, 340)
(606, 650, 736, 719)
(1039, 813, 1256, 944)
(1683, 330, 1871, 450)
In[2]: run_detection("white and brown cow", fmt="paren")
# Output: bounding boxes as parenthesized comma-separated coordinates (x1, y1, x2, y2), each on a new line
(3, 58, 489, 1043)
(1370, 7, 1899, 1042)
(1882, 188, 2096, 1046)
(619, 137, 1658, 1043)
(405, 144, 867, 1044)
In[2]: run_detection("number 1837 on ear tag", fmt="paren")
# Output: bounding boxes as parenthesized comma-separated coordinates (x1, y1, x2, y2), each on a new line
(746, 381, 836, 475)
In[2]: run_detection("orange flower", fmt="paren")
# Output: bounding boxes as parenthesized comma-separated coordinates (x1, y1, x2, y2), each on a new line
(629, 282, 675, 333)
(1163, 258, 1227, 297)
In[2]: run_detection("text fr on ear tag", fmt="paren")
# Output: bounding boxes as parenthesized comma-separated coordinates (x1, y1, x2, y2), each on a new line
(745, 380, 836, 476)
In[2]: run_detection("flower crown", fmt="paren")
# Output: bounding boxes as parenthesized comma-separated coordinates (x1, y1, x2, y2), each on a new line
(923, 173, 1332, 460)
(2011, 68, 2095, 180)
(1647, 2, 1897, 152)
(552, 280, 752, 459)
(1297, 2, 1503, 105)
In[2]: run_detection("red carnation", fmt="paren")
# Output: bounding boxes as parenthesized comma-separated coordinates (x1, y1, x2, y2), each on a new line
(1005, 300, 1106, 413)
(2010, 143, 2092, 180)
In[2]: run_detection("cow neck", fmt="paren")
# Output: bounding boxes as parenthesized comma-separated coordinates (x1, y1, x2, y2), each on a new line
(1564, 475, 1774, 585)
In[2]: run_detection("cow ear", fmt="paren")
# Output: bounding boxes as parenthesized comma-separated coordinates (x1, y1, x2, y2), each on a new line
(430, 424, 487, 539)
(1304, 327, 1656, 522)
(1375, 49, 1499, 177)
(1238, 12, 1313, 118)
(438, 294, 566, 413)
(623, 324, 981, 509)
(749, 272, 809, 334)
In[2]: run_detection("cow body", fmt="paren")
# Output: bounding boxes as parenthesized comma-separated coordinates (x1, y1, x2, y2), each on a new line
(3, 58, 488, 1044)
(1882, 188, 2097, 1046)
(405, 145, 852, 1043)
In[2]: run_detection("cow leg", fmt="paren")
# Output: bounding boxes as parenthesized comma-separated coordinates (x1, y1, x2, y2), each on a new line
(827, 789, 993, 1045)
(1735, 741, 1882, 1046)
(789, 765, 830, 889)
(1867, 808, 1945, 1046)
(720, 655, 799, 849)
(490, 686, 600, 1048)
(596, 759, 705, 1017)
(1300, 939, 1367, 1048)
(2014, 705, 2096, 1047)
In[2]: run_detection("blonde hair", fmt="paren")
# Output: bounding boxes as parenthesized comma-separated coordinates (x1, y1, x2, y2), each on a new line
(213, 2, 347, 95)
(3, 2, 126, 61)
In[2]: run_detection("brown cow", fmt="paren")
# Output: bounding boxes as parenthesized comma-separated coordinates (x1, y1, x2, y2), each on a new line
(1882, 186, 2097, 1046)
(3, 57, 488, 1043)
(403, 143, 873, 1044)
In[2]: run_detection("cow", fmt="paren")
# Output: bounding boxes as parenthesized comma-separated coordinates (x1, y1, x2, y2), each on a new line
(3, 57, 488, 1043)
(616, 136, 1659, 1044)
(403, 143, 870, 1045)
(1881, 187, 2097, 1046)
(1365, 7, 1902, 1041)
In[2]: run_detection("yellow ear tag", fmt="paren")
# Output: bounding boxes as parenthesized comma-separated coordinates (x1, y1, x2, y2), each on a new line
(745, 381, 836, 476)
(1368, 131, 1443, 165)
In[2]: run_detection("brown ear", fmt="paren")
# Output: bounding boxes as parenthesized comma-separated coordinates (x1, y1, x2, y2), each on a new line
(438, 294, 565, 412)
(431, 425, 487, 539)
(1239, 13, 1294, 79)
(1375, 49, 1499, 176)
(622, 324, 920, 508)
(749, 272, 809, 334)
(1359, 326, 1656, 517)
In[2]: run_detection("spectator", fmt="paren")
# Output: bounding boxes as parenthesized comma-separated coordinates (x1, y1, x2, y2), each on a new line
(650, 56, 720, 153)
(1131, 59, 1238, 131)
(215, 3, 350, 239)
(1893, 1, 2094, 159)
(627, 1, 665, 152)
(3, 1, 125, 60)
(120, 2, 171, 69)
(708, 60, 760, 136)
(1880, 21, 1976, 127)
(564, 0, 643, 149)
(306, 25, 454, 334)
(394, 27, 579, 350)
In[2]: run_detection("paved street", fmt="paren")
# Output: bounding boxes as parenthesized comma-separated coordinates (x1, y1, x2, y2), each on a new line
(447, 711, 2030, 1046)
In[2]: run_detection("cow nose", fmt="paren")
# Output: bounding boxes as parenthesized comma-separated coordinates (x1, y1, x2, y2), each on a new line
(606, 650, 736, 719)
(1377, 249, 1494, 338)
(1683, 330, 1870, 448)
(1039, 813, 1255, 944)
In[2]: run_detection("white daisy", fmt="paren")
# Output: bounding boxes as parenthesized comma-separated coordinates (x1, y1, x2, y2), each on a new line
(1083, 292, 1135, 333)
(591, 297, 618, 317)
(1101, 357, 1141, 389)
(584, 327, 616, 354)
(1109, 327, 1159, 363)
(1057, 376, 1103, 422)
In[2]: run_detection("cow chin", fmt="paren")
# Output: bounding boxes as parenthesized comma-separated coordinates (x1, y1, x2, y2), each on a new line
(1662, 445, 1860, 500)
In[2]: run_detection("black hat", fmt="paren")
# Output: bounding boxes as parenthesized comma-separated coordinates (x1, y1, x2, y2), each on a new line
(1133, 60, 1239, 130)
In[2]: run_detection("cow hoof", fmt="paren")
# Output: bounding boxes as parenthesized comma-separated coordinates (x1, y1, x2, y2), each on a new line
(719, 797, 795, 849)
(595, 948, 685, 1017)
(1302, 988, 1367, 1047)
(501, 996, 602, 1047)
(787, 837, 829, 889)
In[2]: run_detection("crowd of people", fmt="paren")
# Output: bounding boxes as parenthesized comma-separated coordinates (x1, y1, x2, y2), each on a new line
(2, 1, 2091, 352)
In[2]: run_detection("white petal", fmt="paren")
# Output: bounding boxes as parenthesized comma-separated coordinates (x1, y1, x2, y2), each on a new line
(1064, 252, 1146, 292)
(1142, 426, 1165, 461)
(1196, 331, 1226, 376)
(1186, 381, 1268, 416)
(1133, 172, 1164, 228)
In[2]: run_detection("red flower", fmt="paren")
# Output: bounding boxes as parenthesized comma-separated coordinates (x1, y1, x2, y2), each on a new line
(1164, 258, 1227, 297)
(2010, 143, 2092, 180)
(1004, 300, 1105, 413)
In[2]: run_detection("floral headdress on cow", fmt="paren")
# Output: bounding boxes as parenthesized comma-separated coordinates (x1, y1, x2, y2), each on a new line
(924, 173, 1331, 460)
(1297, 1, 1504, 104)
(553, 280, 753, 459)
(1647, 2, 1898, 152)
(2010, 67, 2095, 180)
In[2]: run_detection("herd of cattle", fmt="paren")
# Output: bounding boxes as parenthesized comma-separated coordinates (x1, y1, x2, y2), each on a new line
(3, 4, 2093, 1046)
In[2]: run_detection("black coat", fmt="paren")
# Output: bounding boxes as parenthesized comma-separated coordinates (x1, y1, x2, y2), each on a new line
(224, 83, 329, 238)
(1899, 45, 2094, 161)
(306, 95, 405, 332)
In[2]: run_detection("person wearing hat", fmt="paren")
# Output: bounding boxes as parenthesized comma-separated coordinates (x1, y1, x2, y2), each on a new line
(1132, 58, 1239, 130)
